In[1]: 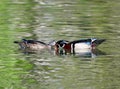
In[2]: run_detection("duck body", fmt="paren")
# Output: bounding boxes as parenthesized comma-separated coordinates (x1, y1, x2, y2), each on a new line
(14, 39, 49, 51)
(55, 38, 106, 54)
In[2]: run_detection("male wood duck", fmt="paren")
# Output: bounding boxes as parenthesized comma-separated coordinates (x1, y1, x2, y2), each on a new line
(14, 39, 51, 50)
(55, 38, 106, 55)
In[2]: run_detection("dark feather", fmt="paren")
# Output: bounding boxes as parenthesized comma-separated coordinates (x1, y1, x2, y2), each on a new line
(92, 39, 106, 46)
(14, 41, 19, 44)
(69, 39, 91, 44)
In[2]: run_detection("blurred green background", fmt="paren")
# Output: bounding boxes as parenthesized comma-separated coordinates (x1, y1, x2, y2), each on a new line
(0, 0, 120, 89)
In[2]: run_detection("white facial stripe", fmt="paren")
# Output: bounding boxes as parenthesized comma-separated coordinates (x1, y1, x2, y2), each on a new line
(58, 44, 65, 48)
(62, 44, 65, 47)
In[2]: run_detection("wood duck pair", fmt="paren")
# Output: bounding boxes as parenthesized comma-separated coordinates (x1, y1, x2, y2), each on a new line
(14, 38, 105, 54)
(54, 38, 106, 55)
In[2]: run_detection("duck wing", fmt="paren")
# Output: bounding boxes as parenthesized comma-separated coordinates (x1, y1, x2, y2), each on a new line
(69, 39, 91, 44)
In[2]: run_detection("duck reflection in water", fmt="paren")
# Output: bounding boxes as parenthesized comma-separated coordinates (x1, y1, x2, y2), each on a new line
(54, 38, 106, 58)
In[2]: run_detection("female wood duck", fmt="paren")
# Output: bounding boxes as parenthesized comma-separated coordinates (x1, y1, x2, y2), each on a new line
(14, 39, 53, 51)
(55, 38, 106, 55)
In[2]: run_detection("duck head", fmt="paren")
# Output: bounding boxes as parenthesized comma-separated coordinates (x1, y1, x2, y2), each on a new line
(55, 40, 71, 55)
(14, 40, 27, 49)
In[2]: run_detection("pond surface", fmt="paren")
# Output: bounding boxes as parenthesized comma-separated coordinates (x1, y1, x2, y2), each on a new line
(0, 0, 120, 89)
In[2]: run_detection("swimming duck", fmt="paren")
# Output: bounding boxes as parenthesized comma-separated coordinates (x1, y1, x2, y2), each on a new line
(14, 39, 50, 50)
(55, 38, 106, 54)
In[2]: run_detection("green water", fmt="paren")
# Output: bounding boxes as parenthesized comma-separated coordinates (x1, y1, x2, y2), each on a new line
(0, 0, 120, 89)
